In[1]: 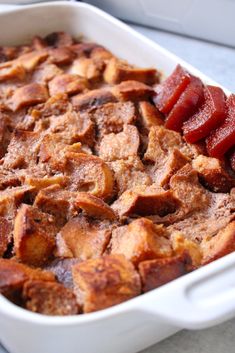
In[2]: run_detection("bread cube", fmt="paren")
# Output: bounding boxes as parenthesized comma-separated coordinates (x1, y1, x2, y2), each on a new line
(192, 155, 235, 192)
(48, 74, 88, 96)
(110, 218, 172, 266)
(99, 125, 139, 162)
(104, 58, 158, 84)
(14, 204, 57, 266)
(201, 221, 235, 264)
(9, 83, 48, 111)
(56, 215, 112, 260)
(65, 153, 114, 200)
(71, 87, 117, 111)
(72, 254, 141, 313)
(34, 184, 78, 226)
(139, 253, 190, 292)
(113, 80, 155, 101)
(112, 185, 179, 217)
(3, 130, 42, 169)
(0, 258, 55, 300)
(23, 280, 79, 315)
(75, 192, 116, 220)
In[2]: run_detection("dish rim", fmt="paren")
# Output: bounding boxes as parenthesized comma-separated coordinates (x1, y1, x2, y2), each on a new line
(0, 0, 233, 326)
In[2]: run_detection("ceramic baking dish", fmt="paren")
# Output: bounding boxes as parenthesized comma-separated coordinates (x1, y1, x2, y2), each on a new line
(0, 2, 235, 353)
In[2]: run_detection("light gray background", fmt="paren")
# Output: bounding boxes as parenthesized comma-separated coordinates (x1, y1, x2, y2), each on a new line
(1, 17, 235, 353)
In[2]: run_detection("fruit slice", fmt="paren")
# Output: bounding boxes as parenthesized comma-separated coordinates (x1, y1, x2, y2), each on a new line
(206, 94, 235, 158)
(183, 85, 227, 143)
(153, 65, 191, 114)
(165, 76, 204, 131)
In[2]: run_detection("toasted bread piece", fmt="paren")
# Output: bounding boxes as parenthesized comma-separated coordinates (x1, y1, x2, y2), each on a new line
(90, 46, 113, 61)
(14, 204, 57, 266)
(192, 155, 235, 193)
(69, 57, 103, 82)
(71, 87, 117, 111)
(23, 280, 79, 315)
(57, 214, 112, 260)
(0, 258, 55, 300)
(110, 156, 152, 196)
(39, 133, 90, 172)
(9, 83, 48, 111)
(110, 218, 172, 266)
(147, 148, 189, 188)
(48, 47, 75, 65)
(99, 125, 140, 162)
(17, 50, 48, 71)
(89, 101, 136, 137)
(75, 193, 116, 220)
(201, 221, 235, 264)
(139, 253, 190, 292)
(72, 254, 141, 313)
(65, 153, 114, 200)
(0, 185, 34, 220)
(56, 215, 112, 260)
(24, 174, 66, 191)
(104, 58, 157, 84)
(170, 164, 210, 214)
(48, 74, 88, 96)
(138, 101, 163, 134)
(112, 185, 179, 217)
(0, 217, 12, 257)
(3, 130, 42, 169)
(32, 63, 63, 84)
(0, 61, 25, 81)
(34, 185, 79, 226)
(171, 231, 202, 267)
(113, 80, 155, 101)
(0, 168, 22, 190)
(34, 92, 70, 117)
(144, 126, 191, 163)
(49, 110, 95, 146)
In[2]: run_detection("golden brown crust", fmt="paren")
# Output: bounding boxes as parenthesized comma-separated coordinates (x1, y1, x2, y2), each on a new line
(110, 218, 172, 266)
(139, 253, 191, 292)
(75, 193, 116, 220)
(14, 204, 57, 266)
(192, 155, 235, 193)
(138, 101, 164, 133)
(104, 58, 158, 85)
(72, 254, 141, 313)
(112, 185, 180, 217)
(113, 80, 155, 101)
(48, 74, 88, 96)
(9, 83, 48, 111)
(0, 258, 55, 298)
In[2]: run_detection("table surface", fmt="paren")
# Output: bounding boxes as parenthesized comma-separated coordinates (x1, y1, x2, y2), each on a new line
(1, 13, 235, 353)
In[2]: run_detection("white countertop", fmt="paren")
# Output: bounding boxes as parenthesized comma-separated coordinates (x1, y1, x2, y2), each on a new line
(0, 8, 235, 353)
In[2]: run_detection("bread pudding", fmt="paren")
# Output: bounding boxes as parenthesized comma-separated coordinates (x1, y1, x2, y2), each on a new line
(0, 32, 234, 316)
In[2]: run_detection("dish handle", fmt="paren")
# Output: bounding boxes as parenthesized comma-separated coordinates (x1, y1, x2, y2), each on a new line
(140, 252, 235, 329)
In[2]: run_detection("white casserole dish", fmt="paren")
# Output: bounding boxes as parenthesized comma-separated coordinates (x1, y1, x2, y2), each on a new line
(0, 2, 235, 353)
